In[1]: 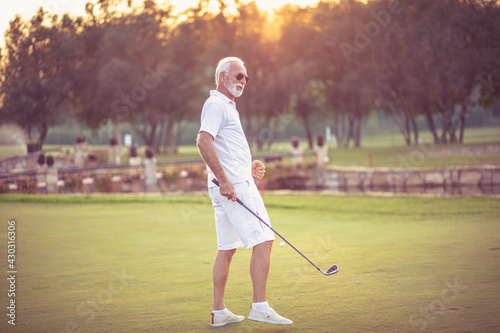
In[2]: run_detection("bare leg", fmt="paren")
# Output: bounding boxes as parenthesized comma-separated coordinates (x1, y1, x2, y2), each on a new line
(250, 240, 274, 303)
(213, 249, 236, 310)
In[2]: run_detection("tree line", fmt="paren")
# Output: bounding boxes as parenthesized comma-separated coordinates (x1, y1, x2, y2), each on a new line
(1, 0, 499, 153)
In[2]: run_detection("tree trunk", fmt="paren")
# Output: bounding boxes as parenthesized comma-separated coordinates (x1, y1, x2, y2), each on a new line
(38, 122, 48, 149)
(111, 118, 122, 146)
(303, 114, 313, 149)
(410, 116, 419, 145)
(344, 114, 355, 149)
(388, 110, 410, 146)
(354, 112, 362, 148)
(404, 114, 411, 146)
(158, 120, 167, 153)
(440, 110, 449, 144)
(448, 107, 462, 144)
(163, 116, 175, 154)
(423, 108, 440, 144)
(386, 102, 411, 146)
(458, 111, 466, 144)
(111, 118, 122, 161)
(335, 113, 343, 149)
(449, 125, 458, 144)
(24, 126, 33, 145)
(296, 96, 313, 149)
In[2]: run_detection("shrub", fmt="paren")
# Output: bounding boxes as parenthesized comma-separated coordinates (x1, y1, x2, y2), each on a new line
(18, 177, 36, 194)
(162, 166, 179, 183)
(64, 174, 83, 192)
(94, 174, 113, 193)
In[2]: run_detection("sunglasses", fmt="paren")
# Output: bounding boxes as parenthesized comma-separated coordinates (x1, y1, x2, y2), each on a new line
(226, 72, 250, 83)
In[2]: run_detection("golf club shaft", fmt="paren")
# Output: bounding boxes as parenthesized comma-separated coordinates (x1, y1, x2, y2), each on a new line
(212, 179, 324, 274)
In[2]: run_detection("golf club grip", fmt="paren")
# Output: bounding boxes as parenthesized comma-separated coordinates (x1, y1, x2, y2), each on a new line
(211, 179, 271, 230)
(211, 180, 252, 212)
(211, 178, 324, 273)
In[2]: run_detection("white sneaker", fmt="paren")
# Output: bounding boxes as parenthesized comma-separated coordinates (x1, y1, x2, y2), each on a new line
(210, 310, 245, 327)
(248, 308, 293, 325)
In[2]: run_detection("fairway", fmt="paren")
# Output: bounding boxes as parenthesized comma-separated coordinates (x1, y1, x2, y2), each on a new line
(1, 194, 499, 332)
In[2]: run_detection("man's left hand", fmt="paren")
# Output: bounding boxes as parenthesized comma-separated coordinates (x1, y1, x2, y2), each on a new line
(252, 160, 266, 179)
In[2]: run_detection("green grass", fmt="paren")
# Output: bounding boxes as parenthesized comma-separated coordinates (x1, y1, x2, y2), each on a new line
(0, 194, 499, 332)
(327, 126, 500, 168)
(2, 126, 499, 167)
(0, 144, 26, 158)
(326, 144, 500, 168)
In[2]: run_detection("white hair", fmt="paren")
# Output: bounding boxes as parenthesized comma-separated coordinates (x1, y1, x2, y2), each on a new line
(215, 57, 244, 86)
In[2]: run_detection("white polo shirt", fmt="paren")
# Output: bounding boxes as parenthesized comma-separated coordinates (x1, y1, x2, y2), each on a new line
(199, 90, 252, 188)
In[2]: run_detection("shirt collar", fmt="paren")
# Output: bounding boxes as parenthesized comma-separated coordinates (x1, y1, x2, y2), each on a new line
(210, 90, 236, 107)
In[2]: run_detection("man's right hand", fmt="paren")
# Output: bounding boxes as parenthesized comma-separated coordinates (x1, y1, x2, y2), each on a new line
(219, 179, 237, 202)
(197, 132, 237, 201)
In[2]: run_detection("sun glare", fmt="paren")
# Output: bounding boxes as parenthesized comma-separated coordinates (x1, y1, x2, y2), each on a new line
(0, 0, 321, 46)
(250, 0, 320, 12)
(169, 0, 319, 14)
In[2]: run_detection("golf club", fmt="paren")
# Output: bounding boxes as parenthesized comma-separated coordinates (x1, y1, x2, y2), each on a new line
(212, 178, 338, 276)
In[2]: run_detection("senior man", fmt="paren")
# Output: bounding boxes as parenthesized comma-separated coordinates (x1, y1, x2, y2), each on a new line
(197, 57, 292, 327)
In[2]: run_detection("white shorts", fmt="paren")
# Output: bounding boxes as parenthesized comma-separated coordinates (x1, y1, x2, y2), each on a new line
(209, 180, 275, 250)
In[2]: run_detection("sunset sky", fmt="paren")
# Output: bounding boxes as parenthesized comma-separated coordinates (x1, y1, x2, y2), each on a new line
(0, 0, 319, 47)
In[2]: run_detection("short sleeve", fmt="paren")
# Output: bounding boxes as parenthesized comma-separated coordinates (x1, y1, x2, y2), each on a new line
(199, 102, 225, 139)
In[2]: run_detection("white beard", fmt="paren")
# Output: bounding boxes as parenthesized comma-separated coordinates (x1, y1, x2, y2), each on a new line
(225, 79, 244, 98)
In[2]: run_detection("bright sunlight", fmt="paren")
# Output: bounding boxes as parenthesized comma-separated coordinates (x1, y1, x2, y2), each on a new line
(0, 0, 319, 47)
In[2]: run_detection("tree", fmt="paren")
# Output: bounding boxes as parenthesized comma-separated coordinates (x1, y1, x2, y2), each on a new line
(154, 0, 215, 153)
(370, 0, 423, 145)
(2, 0, 497, 153)
(309, 0, 376, 148)
(73, 0, 161, 149)
(360, 0, 499, 145)
(0, 9, 78, 149)
(420, 0, 483, 144)
(273, 4, 321, 149)
(231, 2, 289, 150)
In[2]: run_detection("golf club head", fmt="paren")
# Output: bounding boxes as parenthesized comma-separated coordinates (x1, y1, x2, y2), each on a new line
(323, 264, 338, 275)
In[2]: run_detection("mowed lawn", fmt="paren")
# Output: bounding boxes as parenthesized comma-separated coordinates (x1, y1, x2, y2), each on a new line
(0, 194, 499, 333)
